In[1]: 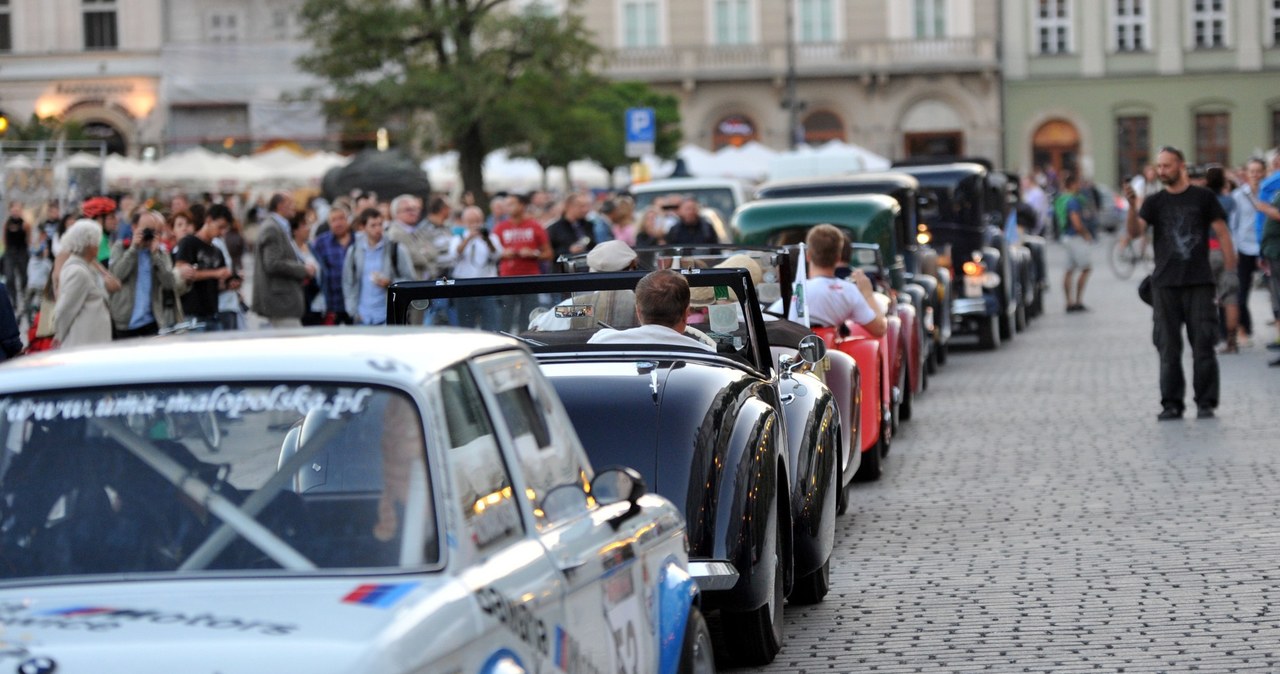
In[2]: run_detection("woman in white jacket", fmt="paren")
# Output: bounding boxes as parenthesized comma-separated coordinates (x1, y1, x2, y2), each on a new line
(342, 208, 415, 325)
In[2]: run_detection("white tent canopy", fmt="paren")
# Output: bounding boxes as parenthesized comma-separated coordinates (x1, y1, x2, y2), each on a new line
(103, 147, 352, 193)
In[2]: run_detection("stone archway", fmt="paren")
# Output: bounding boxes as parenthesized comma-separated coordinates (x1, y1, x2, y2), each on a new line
(711, 113, 759, 150)
(1031, 118, 1080, 181)
(63, 101, 137, 156)
(802, 109, 846, 145)
(900, 99, 965, 158)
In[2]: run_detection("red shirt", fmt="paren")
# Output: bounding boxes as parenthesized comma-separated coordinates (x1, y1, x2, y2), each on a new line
(493, 218, 548, 276)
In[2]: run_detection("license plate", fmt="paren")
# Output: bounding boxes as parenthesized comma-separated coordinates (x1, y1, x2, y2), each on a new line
(963, 276, 983, 298)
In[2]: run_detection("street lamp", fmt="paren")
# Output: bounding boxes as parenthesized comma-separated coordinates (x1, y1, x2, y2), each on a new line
(783, 0, 802, 149)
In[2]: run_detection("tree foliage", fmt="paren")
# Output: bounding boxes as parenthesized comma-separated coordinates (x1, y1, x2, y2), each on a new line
(297, 0, 599, 197)
(1, 114, 88, 142)
(581, 81, 682, 174)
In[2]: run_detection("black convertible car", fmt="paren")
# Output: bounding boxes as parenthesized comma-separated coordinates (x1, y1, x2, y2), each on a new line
(388, 268, 841, 666)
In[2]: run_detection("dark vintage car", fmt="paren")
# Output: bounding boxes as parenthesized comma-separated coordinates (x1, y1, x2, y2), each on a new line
(388, 268, 841, 666)
(733, 195, 928, 481)
(754, 171, 954, 369)
(892, 160, 1033, 349)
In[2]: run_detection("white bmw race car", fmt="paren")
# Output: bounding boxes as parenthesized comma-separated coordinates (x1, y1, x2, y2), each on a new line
(0, 329, 713, 674)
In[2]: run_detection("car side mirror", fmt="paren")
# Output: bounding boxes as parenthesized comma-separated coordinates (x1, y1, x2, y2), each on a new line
(591, 467, 646, 530)
(797, 334, 826, 365)
(541, 483, 589, 523)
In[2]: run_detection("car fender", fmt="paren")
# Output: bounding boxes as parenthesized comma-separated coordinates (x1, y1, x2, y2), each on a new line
(778, 371, 838, 579)
(656, 556, 700, 674)
(813, 326, 883, 453)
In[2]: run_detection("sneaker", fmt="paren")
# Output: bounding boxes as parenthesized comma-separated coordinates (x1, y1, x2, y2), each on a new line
(1267, 341, 1280, 351)
(1270, 357, 1280, 367)
(1197, 407, 1215, 419)
(1157, 407, 1183, 421)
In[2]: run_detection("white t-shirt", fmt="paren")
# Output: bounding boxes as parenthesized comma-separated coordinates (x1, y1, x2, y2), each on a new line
(587, 324, 715, 351)
(450, 233, 503, 279)
(798, 276, 877, 328)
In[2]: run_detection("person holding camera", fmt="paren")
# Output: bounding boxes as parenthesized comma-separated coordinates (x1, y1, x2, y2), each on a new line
(107, 210, 183, 339)
(174, 204, 235, 332)
(451, 205, 503, 330)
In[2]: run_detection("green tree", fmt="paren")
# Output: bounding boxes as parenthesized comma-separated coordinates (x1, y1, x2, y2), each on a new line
(1, 114, 88, 142)
(297, 0, 599, 198)
(581, 81, 682, 187)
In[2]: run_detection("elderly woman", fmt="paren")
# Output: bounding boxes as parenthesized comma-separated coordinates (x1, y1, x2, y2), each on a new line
(54, 219, 113, 348)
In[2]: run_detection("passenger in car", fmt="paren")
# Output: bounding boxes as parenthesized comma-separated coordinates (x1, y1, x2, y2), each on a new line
(588, 269, 715, 351)
(794, 224, 887, 337)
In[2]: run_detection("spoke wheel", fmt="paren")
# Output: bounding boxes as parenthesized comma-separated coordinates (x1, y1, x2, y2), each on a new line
(720, 509, 784, 666)
(677, 606, 716, 674)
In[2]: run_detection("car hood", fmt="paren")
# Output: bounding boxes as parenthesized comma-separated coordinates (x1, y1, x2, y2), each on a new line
(0, 575, 469, 674)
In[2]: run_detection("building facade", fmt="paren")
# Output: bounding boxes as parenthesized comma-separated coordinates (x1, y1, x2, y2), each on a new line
(581, 0, 1003, 162)
(0, 0, 164, 156)
(1003, 0, 1280, 190)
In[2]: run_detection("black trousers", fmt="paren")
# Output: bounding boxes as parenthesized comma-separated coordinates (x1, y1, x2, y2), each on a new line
(1151, 284, 1218, 411)
(1236, 254, 1257, 336)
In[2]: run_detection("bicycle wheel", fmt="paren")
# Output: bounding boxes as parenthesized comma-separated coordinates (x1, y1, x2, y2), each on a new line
(197, 410, 222, 452)
(1110, 238, 1137, 280)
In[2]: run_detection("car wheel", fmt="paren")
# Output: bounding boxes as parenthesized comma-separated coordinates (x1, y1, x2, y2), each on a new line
(720, 509, 784, 666)
(936, 339, 948, 365)
(677, 605, 716, 674)
(899, 363, 913, 422)
(788, 557, 830, 605)
(978, 314, 1000, 350)
(1015, 299, 1028, 332)
(835, 440, 850, 516)
(853, 429, 884, 481)
(999, 308, 1014, 341)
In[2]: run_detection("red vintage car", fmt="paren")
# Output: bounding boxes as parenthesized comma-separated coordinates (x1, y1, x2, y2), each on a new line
(734, 195, 929, 481)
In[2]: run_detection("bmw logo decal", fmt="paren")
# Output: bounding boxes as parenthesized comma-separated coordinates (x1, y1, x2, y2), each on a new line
(17, 657, 55, 674)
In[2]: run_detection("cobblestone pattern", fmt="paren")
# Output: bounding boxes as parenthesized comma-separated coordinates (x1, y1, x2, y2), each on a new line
(734, 239, 1280, 672)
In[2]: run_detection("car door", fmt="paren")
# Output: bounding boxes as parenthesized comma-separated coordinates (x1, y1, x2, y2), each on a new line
(435, 361, 566, 672)
(474, 351, 660, 674)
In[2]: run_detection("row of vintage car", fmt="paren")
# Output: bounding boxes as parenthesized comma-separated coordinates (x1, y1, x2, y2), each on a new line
(0, 159, 1045, 673)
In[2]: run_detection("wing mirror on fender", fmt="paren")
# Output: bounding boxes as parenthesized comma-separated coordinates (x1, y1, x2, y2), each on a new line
(797, 334, 827, 366)
(591, 467, 646, 530)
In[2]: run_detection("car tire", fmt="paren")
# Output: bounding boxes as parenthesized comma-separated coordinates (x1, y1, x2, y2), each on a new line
(721, 508, 784, 666)
(1015, 299, 1028, 332)
(999, 309, 1014, 341)
(853, 428, 885, 482)
(978, 314, 1000, 350)
(936, 339, 948, 365)
(899, 362, 913, 422)
(788, 557, 830, 605)
(677, 605, 716, 674)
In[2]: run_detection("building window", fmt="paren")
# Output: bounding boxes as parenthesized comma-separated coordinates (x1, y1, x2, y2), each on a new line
(797, 0, 837, 43)
(1269, 0, 1280, 46)
(1195, 112, 1230, 166)
(914, 0, 946, 39)
(713, 0, 752, 45)
(83, 0, 118, 50)
(621, 0, 661, 47)
(802, 110, 846, 145)
(207, 11, 242, 43)
(1116, 116, 1150, 183)
(0, 0, 11, 53)
(1035, 0, 1072, 55)
(1271, 109, 1280, 150)
(1190, 0, 1228, 48)
(1113, 0, 1147, 52)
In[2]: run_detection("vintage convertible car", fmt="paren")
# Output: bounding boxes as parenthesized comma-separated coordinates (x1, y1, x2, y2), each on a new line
(389, 268, 841, 666)
(733, 195, 930, 480)
(754, 171, 954, 369)
(0, 331, 709, 674)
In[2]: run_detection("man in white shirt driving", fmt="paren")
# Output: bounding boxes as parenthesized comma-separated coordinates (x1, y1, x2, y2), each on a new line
(588, 269, 715, 351)
(797, 224, 887, 336)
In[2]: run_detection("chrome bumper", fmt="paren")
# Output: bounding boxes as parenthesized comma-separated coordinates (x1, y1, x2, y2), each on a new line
(952, 297, 989, 316)
(689, 561, 740, 591)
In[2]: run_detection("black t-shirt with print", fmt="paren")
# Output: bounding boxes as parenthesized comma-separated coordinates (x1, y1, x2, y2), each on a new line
(174, 234, 225, 317)
(1138, 185, 1226, 287)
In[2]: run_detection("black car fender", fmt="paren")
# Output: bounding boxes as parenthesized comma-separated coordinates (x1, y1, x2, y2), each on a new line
(777, 372, 838, 581)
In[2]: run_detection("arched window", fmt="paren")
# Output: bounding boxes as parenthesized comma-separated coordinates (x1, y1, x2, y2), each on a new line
(712, 114, 757, 150)
(802, 110, 846, 145)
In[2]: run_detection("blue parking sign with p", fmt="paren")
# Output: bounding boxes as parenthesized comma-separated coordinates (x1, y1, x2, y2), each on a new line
(625, 107, 656, 158)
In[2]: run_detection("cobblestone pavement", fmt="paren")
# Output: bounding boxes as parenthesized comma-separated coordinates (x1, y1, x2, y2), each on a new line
(739, 238, 1280, 672)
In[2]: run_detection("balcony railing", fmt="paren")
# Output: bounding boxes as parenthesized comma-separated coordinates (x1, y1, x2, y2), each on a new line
(603, 36, 998, 81)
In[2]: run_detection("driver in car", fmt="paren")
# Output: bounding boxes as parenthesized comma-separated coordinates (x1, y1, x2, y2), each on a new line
(588, 269, 715, 351)
(794, 224, 887, 337)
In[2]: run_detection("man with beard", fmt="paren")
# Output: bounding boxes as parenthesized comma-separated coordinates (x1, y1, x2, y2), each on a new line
(1125, 146, 1234, 420)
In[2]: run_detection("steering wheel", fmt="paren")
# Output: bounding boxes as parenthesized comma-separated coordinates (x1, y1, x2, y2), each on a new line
(684, 325, 718, 348)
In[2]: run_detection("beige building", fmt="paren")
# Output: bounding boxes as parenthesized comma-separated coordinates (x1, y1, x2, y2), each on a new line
(0, 0, 164, 156)
(581, 0, 1002, 161)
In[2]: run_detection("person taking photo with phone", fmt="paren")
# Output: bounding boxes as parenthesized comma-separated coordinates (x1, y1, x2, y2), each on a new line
(174, 204, 234, 332)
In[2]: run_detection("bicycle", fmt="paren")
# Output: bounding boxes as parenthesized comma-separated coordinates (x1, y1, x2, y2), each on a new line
(1109, 232, 1153, 280)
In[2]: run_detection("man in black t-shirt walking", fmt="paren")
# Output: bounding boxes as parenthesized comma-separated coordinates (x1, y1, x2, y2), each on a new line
(174, 204, 234, 332)
(1125, 146, 1235, 420)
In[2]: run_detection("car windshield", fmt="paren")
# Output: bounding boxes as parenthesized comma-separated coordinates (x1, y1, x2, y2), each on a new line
(634, 188, 737, 220)
(0, 382, 436, 581)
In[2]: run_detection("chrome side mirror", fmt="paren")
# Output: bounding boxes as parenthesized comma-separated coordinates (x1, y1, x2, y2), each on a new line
(591, 467, 646, 530)
(797, 334, 827, 365)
